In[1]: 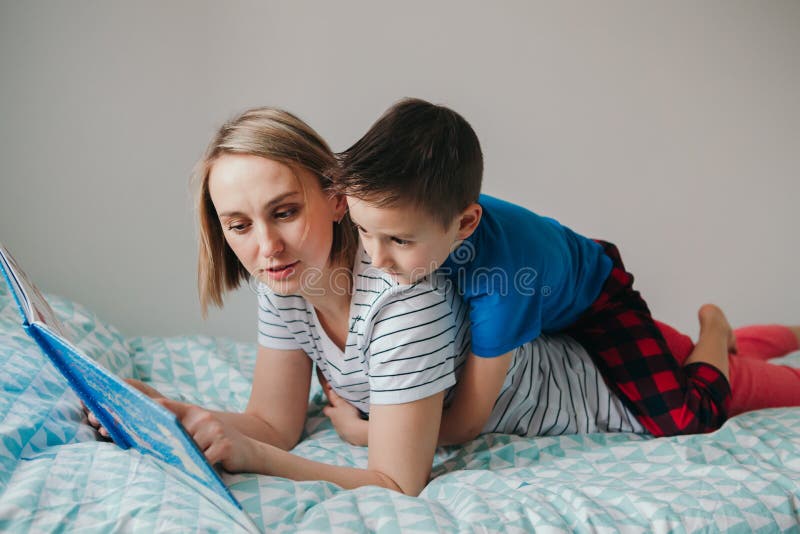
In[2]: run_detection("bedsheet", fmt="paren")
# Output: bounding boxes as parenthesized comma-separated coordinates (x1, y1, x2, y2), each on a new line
(1, 283, 799, 532)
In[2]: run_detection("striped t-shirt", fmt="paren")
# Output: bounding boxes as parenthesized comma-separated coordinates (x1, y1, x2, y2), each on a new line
(257, 246, 645, 436)
(257, 247, 470, 412)
(484, 335, 645, 436)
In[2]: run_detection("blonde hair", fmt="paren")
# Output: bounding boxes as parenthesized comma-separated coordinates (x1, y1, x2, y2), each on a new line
(192, 107, 358, 317)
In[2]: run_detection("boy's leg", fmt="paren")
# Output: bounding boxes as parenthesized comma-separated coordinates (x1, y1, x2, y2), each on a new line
(566, 241, 730, 437)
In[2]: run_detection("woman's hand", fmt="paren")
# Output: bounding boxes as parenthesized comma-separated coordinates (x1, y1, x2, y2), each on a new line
(322, 388, 369, 447)
(160, 398, 256, 473)
(84, 378, 166, 439)
(125, 378, 167, 399)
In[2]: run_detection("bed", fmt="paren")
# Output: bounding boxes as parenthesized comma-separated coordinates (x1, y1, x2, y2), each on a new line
(1, 282, 799, 533)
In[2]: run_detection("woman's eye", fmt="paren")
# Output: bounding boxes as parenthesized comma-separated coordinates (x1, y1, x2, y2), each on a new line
(226, 223, 249, 233)
(274, 207, 298, 220)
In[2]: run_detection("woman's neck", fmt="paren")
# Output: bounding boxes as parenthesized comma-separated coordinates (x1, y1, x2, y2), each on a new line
(304, 259, 353, 351)
(302, 256, 353, 326)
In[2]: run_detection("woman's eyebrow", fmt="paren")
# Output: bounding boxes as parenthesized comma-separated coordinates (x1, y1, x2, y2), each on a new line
(217, 191, 300, 217)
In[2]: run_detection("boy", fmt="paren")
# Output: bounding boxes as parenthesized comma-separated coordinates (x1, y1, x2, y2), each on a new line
(331, 98, 731, 442)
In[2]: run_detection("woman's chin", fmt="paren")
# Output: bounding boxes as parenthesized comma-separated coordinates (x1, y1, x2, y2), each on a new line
(263, 278, 301, 296)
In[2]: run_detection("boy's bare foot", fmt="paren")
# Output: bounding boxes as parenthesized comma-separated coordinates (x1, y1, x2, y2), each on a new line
(698, 304, 737, 354)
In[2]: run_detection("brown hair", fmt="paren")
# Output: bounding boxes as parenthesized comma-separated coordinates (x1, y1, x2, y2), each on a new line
(193, 107, 358, 316)
(333, 98, 483, 228)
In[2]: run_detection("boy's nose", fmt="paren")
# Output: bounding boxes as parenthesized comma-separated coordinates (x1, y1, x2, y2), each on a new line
(370, 244, 391, 269)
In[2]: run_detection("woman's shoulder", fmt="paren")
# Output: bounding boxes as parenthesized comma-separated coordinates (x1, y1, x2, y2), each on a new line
(256, 287, 310, 326)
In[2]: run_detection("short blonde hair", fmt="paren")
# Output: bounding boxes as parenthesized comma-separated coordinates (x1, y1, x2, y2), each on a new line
(193, 107, 357, 316)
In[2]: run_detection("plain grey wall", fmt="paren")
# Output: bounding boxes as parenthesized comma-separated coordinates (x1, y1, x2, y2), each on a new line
(1, 1, 798, 343)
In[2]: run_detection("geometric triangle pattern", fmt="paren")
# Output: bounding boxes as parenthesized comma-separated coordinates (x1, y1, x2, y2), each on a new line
(2, 282, 799, 532)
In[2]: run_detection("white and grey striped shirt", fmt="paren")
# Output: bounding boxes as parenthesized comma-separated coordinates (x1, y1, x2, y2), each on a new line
(257, 247, 470, 412)
(482, 335, 645, 435)
(257, 246, 645, 436)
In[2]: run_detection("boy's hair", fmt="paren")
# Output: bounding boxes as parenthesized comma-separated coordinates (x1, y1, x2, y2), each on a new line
(333, 98, 483, 228)
(192, 107, 358, 317)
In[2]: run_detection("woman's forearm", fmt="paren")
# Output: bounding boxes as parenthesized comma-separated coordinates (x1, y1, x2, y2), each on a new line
(211, 410, 299, 451)
(246, 438, 406, 493)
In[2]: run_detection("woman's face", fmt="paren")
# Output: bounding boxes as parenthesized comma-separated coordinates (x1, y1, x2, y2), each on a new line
(208, 153, 342, 296)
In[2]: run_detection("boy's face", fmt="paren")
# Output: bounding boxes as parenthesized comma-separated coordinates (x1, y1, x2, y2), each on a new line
(346, 197, 461, 284)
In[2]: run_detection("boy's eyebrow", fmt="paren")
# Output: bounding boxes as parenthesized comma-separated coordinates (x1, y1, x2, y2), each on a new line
(349, 214, 416, 239)
(217, 191, 300, 218)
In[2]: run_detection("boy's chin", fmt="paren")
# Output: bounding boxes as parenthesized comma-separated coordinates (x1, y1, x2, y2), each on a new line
(389, 272, 428, 285)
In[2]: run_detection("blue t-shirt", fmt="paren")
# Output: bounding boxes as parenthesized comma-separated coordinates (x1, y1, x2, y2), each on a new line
(440, 194, 612, 357)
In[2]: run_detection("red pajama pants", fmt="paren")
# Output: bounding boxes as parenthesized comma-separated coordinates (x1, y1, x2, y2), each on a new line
(657, 321, 800, 416)
(565, 242, 726, 436)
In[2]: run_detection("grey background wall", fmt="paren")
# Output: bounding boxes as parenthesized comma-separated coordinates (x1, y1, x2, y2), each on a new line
(1, 1, 798, 343)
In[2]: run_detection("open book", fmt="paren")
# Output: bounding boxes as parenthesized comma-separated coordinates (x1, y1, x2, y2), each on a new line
(0, 243, 248, 517)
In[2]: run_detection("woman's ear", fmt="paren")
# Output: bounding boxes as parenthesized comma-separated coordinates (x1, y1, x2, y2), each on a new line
(456, 203, 482, 240)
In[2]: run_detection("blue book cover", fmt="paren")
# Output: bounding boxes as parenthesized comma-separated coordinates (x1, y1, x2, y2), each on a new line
(0, 243, 254, 524)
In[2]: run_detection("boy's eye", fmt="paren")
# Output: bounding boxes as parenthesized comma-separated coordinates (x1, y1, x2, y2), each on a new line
(391, 237, 411, 246)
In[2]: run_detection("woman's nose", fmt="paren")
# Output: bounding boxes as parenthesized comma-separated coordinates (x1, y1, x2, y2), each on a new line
(257, 226, 283, 258)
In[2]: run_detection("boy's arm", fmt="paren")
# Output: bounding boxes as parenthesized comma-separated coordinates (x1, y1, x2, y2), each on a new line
(438, 350, 513, 446)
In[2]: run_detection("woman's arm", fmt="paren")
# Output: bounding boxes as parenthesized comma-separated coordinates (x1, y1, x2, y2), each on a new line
(213, 344, 312, 450)
(92, 345, 312, 451)
(166, 391, 445, 496)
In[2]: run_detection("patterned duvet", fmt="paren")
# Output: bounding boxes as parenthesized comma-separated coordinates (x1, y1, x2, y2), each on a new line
(1, 284, 799, 533)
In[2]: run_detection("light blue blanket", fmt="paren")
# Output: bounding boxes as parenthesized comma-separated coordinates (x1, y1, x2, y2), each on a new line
(1, 283, 799, 532)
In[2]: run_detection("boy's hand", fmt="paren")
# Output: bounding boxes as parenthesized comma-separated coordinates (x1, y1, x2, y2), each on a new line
(316, 366, 334, 403)
(160, 398, 256, 473)
(322, 388, 369, 446)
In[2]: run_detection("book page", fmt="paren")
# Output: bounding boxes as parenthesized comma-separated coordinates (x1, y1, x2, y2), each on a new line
(0, 244, 66, 336)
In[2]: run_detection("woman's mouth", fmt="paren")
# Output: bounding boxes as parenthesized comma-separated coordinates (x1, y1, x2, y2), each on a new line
(262, 261, 299, 280)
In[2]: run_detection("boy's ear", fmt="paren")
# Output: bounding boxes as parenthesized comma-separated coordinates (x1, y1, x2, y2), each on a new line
(331, 194, 348, 222)
(456, 203, 482, 240)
